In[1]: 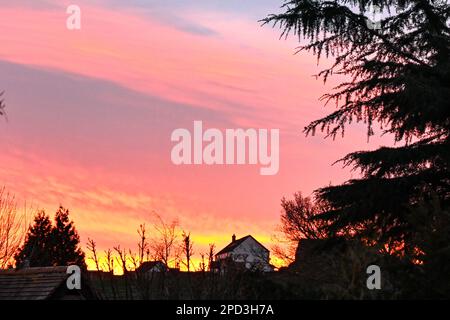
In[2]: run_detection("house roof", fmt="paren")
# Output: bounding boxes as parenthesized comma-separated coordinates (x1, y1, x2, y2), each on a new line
(294, 239, 328, 259)
(136, 261, 167, 273)
(0, 266, 70, 300)
(216, 235, 269, 256)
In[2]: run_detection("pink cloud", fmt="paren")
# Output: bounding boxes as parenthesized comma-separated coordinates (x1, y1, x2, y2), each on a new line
(0, 2, 398, 269)
(0, 4, 330, 129)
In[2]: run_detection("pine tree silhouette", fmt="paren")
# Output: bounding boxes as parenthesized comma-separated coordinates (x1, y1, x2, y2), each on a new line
(52, 206, 85, 267)
(264, 0, 449, 264)
(15, 207, 85, 268)
(15, 212, 53, 268)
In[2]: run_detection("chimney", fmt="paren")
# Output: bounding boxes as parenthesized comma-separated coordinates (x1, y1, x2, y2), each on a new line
(232, 234, 236, 242)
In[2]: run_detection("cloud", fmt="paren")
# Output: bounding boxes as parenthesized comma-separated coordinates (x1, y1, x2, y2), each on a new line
(170, 19, 219, 36)
(0, 0, 399, 270)
(0, 2, 326, 131)
(0, 60, 229, 167)
(103, 0, 283, 19)
(0, 0, 60, 9)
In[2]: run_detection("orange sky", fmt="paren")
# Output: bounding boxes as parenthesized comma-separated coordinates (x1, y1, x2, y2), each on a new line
(0, 0, 396, 271)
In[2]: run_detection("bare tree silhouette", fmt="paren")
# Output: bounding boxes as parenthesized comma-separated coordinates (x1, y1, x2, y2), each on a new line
(150, 214, 179, 268)
(0, 188, 26, 268)
(181, 231, 194, 272)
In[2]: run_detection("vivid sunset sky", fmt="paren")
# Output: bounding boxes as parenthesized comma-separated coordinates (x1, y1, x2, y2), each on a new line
(0, 0, 396, 268)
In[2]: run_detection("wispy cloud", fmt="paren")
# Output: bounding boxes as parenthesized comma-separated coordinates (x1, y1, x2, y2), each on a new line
(0, 0, 397, 265)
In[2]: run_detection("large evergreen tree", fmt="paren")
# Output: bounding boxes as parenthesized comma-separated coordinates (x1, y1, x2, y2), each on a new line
(52, 206, 85, 267)
(15, 207, 85, 268)
(264, 0, 450, 261)
(14, 211, 53, 268)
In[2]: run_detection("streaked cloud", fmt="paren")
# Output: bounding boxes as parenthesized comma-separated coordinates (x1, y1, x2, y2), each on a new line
(0, 0, 397, 268)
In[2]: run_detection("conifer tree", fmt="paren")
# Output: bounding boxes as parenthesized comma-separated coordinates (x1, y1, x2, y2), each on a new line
(52, 206, 85, 267)
(15, 207, 85, 268)
(15, 212, 53, 268)
(264, 0, 450, 259)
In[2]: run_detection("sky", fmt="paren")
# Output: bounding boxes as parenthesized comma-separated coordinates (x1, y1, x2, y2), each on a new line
(0, 0, 396, 270)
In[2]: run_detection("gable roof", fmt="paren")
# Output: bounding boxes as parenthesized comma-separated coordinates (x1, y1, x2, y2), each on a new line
(136, 261, 167, 273)
(294, 239, 328, 260)
(216, 235, 269, 256)
(0, 266, 69, 300)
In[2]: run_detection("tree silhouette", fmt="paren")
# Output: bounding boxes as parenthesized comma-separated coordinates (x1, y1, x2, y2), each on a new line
(272, 193, 332, 263)
(280, 193, 331, 241)
(51, 206, 85, 267)
(0, 188, 26, 268)
(181, 231, 194, 272)
(15, 206, 85, 268)
(15, 211, 53, 268)
(150, 214, 179, 268)
(265, 0, 450, 261)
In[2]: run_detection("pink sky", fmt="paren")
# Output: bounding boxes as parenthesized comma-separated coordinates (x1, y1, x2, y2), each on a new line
(0, 0, 396, 269)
